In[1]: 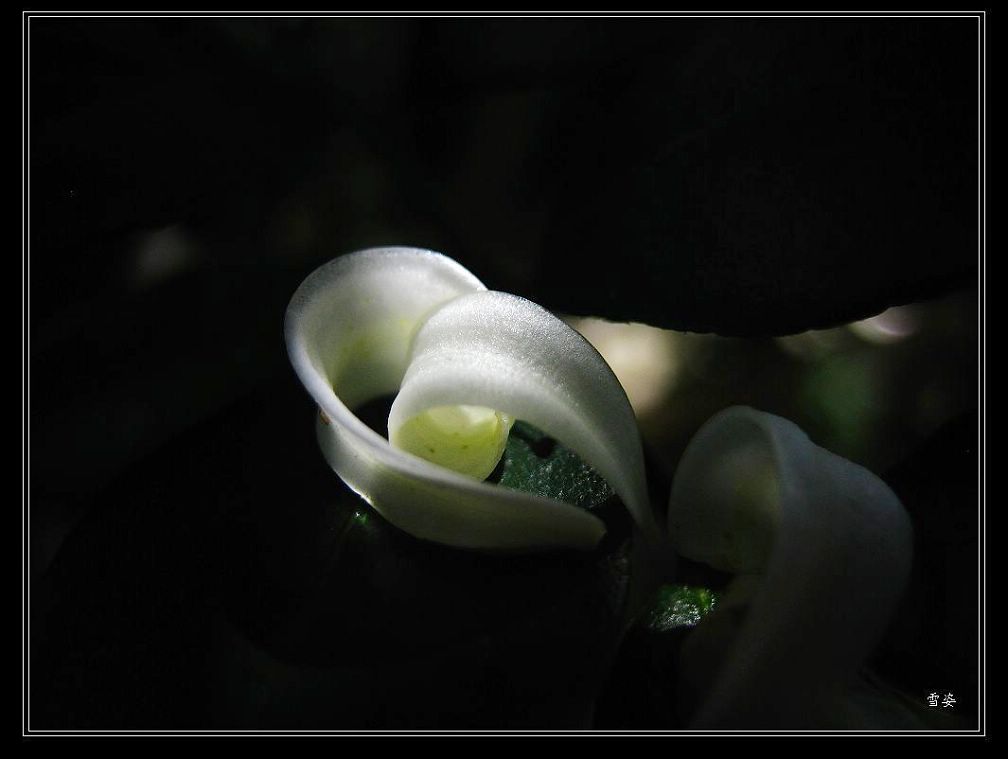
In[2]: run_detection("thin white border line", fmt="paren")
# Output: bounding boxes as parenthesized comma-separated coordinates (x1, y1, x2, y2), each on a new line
(978, 9, 986, 738)
(18, 12, 989, 19)
(20, 14, 988, 18)
(21, 728, 987, 735)
(22, 10, 986, 738)
(24, 11, 30, 738)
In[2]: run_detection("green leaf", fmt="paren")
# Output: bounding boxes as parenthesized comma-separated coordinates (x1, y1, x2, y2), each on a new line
(642, 584, 720, 633)
(492, 420, 615, 512)
(593, 581, 721, 728)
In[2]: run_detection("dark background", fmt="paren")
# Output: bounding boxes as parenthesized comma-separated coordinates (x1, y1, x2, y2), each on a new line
(27, 16, 982, 730)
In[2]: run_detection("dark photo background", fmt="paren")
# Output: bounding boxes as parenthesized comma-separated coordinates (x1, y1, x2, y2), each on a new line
(27, 16, 982, 730)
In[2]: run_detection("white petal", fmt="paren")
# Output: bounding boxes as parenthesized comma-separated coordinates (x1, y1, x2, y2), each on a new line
(286, 247, 653, 551)
(667, 406, 913, 727)
(389, 290, 659, 544)
(285, 246, 486, 410)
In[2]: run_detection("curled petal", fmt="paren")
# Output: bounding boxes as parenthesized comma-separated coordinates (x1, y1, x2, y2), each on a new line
(667, 406, 913, 727)
(389, 290, 658, 545)
(286, 247, 653, 551)
(285, 247, 486, 409)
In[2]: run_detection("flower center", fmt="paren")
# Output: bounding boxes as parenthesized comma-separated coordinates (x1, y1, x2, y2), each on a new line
(391, 405, 514, 480)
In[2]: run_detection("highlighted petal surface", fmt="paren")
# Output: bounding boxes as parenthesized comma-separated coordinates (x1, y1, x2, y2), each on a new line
(285, 247, 653, 551)
(668, 406, 913, 727)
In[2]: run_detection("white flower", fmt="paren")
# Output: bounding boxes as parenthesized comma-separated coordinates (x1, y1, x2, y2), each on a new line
(668, 407, 914, 727)
(284, 246, 660, 551)
(286, 247, 914, 727)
